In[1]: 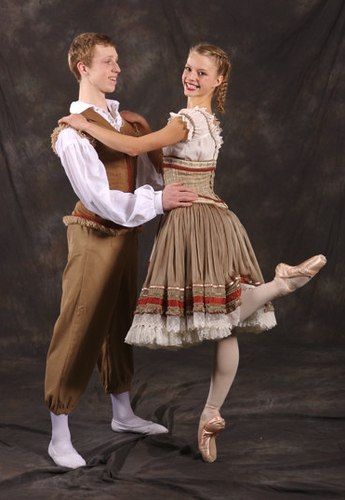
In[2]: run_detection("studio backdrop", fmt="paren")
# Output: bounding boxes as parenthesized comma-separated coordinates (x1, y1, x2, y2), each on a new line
(1, 1, 345, 498)
(0, 0, 344, 352)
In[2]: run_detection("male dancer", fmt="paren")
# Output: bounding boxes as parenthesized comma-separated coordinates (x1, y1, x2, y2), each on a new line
(45, 32, 196, 469)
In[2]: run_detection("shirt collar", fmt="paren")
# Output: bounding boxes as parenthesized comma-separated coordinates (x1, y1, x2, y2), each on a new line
(69, 99, 123, 131)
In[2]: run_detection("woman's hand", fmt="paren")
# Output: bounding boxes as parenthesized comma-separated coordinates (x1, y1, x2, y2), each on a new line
(58, 114, 89, 131)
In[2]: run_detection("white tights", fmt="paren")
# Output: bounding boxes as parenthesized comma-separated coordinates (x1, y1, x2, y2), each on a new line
(202, 275, 309, 421)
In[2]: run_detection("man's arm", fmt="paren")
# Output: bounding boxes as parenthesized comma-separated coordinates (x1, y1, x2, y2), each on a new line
(56, 127, 162, 227)
(55, 128, 196, 227)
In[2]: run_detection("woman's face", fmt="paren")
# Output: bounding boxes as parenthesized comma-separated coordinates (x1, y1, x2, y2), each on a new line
(182, 51, 223, 99)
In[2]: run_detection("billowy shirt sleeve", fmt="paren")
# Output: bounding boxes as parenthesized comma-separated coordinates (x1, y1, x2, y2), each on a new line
(55, 128, 163, 227)
(136, 153, 164, 190)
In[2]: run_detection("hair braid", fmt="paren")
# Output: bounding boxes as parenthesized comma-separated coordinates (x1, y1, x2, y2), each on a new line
(215, 79, 228, 114)
(189, 43, 231, 114)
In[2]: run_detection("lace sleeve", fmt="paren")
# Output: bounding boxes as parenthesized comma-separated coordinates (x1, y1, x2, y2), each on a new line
(168, 109, 196, 141)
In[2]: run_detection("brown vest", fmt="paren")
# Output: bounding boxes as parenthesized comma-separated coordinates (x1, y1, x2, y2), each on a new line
(63, 108, 140, 235)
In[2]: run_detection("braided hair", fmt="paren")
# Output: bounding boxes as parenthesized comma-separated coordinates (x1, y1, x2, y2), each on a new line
(189, 43, 231, 114)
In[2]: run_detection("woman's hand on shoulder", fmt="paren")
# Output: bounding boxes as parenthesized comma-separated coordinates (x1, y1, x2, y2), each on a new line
(58, 113, 89, 131)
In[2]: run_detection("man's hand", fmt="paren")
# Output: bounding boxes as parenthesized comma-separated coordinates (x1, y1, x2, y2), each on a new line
(162, 183, 198, 211)
(121, 110, 149, 130)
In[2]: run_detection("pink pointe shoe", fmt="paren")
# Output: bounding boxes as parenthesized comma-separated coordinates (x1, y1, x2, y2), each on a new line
(198, 415, 226, 463)
(275, 254, 327, 295)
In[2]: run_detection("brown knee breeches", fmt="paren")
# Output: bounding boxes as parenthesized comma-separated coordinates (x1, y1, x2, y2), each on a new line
(44, 224, 137, 415)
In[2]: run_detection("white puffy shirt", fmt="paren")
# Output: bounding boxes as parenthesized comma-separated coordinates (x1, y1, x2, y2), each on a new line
(55, 99, 163, 228)
(163, 107, 223, 161)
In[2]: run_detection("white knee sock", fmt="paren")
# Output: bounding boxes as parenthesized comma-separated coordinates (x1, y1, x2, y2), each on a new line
(50, 413, 72, 450)
(202, 336, 239, 421)
(49, 412, 86, 468)
(111, 391, 137, 422)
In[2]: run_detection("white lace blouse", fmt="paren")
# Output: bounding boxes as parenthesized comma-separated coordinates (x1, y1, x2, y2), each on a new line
(163, 106, 223, 162)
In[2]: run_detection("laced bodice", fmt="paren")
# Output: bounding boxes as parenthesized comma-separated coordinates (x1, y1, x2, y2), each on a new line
(162, 107, 227, 208)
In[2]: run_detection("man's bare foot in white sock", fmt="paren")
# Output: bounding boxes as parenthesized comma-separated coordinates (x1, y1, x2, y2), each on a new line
(48, 413, 86, 469)
(110, 392, 168, 435)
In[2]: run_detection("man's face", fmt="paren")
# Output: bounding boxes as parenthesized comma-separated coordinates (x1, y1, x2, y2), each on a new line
(79, 44, 121, 93)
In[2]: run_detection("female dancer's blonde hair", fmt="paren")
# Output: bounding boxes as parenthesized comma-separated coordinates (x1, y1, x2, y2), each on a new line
(190, 43, 231, 114)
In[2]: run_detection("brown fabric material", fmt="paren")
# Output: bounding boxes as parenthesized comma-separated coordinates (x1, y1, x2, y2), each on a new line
(52, 108, 141, 232)
(70, 109, 139, 230)
(81, 108, 139, 193)
(163, 157, 228, 209)
(45, 224, 138, 415)
(62, 215, 139, 237)
(136, 204, 268, 316)
(125, 199, 275, 349)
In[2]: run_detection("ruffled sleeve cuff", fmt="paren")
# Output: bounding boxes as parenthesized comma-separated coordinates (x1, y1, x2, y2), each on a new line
(168, 110, 195, 141)
(154, 191, 164, 215)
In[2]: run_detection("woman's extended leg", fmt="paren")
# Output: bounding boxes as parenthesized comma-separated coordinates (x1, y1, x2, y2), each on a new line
(197, 274, 303, 463)
(239, 253, 327, 322)
(198, 254, 327, 462)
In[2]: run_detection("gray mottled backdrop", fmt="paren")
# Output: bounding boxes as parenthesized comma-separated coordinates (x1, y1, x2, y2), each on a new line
(1, 0, 344, 356)
(1, 1, 345, 498)
(1, 0, 344, 354)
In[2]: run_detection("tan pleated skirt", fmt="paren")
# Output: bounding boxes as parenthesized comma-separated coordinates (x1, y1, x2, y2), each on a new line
(125, 204, 276, 349)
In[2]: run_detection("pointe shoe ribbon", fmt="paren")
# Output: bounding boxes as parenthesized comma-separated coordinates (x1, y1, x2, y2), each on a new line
(275, 254, 327, 293)
(198, 416, 225, 463)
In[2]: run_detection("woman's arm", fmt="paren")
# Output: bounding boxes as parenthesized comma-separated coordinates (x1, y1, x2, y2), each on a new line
(121, 110, 163, 172)
(58, 113, 188, 157)
(55, 127, 164, 227)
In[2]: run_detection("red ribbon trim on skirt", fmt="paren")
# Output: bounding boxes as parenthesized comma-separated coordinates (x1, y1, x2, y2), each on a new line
(137, 289, 241, 308)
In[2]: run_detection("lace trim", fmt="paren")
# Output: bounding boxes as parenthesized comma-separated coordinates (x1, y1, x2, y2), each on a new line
(168, 107, 223, 154)
(62, 215, 138, 236)
(136, 278, 243, 316)
(168, 111, 195, 141)
(51, 124, 96, 154)
(125, 307, 277, 349)
(126, 283, 277, 349)
(192, 106, 223, 158)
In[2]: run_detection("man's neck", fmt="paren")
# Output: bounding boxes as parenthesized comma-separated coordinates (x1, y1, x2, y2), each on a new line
(78, 81, 108, 111)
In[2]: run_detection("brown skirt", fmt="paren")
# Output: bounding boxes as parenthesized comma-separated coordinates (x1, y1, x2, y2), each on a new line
(125, 204, 276, 349)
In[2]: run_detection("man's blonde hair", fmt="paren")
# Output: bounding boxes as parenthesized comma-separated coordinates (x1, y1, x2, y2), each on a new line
(68, 32, 116, 81)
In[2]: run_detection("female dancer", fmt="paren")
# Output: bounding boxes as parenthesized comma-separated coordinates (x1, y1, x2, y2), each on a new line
(59, 43, 326, 463)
